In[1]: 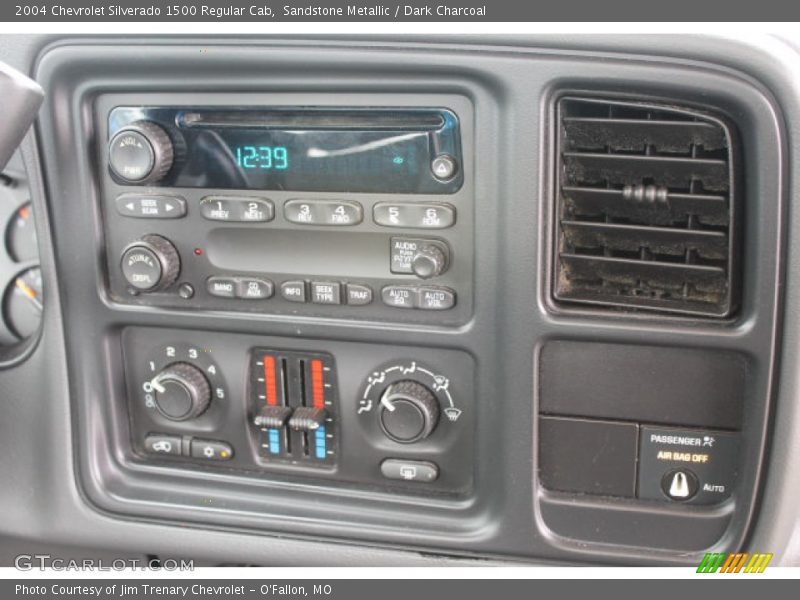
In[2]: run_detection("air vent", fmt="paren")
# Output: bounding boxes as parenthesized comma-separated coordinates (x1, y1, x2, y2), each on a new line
(553, 97, 738, 317)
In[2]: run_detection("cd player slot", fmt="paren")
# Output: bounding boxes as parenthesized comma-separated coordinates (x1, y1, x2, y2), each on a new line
(179, 109, 445, 131)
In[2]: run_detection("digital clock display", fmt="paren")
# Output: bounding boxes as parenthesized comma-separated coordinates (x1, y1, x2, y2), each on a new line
(234, 145, 289, 170)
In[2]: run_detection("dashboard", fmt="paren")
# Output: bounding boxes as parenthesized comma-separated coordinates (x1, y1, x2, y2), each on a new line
(1, 33, 800, 567)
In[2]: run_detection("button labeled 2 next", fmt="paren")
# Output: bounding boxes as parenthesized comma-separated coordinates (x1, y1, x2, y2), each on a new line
(284, 199, 363, 226)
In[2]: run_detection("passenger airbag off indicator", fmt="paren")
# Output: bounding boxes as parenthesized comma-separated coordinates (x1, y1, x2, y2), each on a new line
(638, 426, 739, 505)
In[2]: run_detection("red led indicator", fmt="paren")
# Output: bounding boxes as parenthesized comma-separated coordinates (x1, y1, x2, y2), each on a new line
(263, 355, 278, 406)
(193, 248, 203, 256)
(311, 359, 324, 409)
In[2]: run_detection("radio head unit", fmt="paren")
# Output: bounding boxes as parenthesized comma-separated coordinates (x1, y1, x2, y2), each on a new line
(107, 107, 464, 194)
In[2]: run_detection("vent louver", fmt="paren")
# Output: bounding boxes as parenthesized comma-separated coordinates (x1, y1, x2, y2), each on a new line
(554, 97, 738, 317)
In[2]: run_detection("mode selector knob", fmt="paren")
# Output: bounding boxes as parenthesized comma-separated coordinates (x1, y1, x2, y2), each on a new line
(121, 234, 180, 292)
(108, 120, 174, 185)
(380, 380, 440, 443)
(411, 243, 448, 279)
(151, 362, 211, 421)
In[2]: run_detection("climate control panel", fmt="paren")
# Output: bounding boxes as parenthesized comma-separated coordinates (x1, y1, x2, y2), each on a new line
(122, 327, 474, 493)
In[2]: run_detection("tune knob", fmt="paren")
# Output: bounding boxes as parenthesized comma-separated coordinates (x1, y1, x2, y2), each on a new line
(411, 243, 448, 279)
(150, 362, 211, 421)
(108, 121, 174, 185)
(379, 380, 440, 443)
(121, 234, 180, 292)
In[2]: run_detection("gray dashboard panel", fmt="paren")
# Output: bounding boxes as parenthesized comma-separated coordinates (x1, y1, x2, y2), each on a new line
(0, 33, 798, 567)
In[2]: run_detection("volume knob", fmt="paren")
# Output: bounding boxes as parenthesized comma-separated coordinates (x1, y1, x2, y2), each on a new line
(411, 243, 448, 279)
(108, 120, 174, 185)
(151, 362, 211, 421)
(121, 234, 180, 292)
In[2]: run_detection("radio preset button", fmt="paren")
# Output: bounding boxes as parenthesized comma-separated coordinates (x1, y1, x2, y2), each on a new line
(311, 282, 342, 305)
(200, 196, 274, 223)
(236, 278, 274, 300)
(206, 277, 237, 298)
(284, 199, 363, 226)
(374, 203, 455, 229)
(346, 284, 373, 306)
(417, 287, 456, 310)
(115, 194, 186, 219)
(281, 281, 307, 303)
(381, 286, 417, 309)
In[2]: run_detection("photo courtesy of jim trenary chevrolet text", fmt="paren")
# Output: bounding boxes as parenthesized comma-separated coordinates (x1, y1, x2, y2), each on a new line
(0, 0, 798, 595)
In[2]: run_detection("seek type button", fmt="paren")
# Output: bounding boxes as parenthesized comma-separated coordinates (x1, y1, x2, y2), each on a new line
(637, 426, 739, 505)
(311, 282, 342, 305)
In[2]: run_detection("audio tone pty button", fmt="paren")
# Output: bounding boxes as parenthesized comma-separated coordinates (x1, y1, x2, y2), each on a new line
(284, 199, 363, 226)
(281, 281, 307, 303)
(374, 203, 455, 229)
(206, 277, 237, 298)
(311, 282, 342, 305)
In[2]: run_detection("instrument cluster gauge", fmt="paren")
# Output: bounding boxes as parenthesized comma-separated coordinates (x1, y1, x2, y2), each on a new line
(0, 170, 43, 351)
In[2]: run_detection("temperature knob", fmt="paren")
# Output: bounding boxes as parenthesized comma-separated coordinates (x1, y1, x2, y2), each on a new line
(150, 362, 211, 421)
(380, 380, 440, 443)
(108, 121, 174, 184)
(121, 234, 180, 292)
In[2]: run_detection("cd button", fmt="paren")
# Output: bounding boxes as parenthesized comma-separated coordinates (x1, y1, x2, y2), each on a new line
(236, 278, 274, 300)
(374, 203, 455, 229)
(311, 281, 342, 305)
(206, 276, 237, 298)
(346, 284, 373, 306)
(281, 281, 307, 303)
(381, 286, 417, 309)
